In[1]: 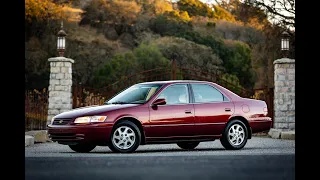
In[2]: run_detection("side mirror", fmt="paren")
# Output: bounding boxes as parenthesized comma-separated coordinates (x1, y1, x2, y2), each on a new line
(152, 98, 166, 106)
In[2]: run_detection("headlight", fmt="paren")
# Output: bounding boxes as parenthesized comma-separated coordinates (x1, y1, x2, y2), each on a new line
(51, 117, 55, 125)
(74, 116, 107, 124)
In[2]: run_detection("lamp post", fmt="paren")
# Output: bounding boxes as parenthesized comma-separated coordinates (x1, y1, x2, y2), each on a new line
(281, 31, 290, 58)
(57, 21, 67, 57)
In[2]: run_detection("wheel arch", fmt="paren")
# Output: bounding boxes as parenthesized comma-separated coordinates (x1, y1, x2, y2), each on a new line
(114, 116, 146, 145)
(227, 116, 252, 139)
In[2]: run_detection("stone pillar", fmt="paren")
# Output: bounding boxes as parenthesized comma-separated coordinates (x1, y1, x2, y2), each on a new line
(273, 58, 295, 130)
(47, 57, 74, 125)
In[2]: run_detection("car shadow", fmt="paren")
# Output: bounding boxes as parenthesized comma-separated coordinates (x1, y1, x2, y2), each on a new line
(61, 147, 268, 154)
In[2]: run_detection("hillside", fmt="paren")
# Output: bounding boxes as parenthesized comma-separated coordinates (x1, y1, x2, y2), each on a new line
(25, 0, 295, 90)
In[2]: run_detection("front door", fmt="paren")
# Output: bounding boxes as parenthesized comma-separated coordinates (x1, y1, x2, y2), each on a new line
(146, 84, 195, 140)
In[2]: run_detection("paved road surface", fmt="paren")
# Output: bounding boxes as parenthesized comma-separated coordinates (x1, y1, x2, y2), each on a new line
(25, 137, 295, 180)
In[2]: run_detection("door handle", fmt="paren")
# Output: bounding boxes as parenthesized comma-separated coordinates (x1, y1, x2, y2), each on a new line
(225, 108, 231, 112)
(185, 110, 192, 114)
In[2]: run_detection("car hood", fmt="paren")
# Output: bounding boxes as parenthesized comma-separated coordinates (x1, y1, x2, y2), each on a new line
(54, 104, 140, 119)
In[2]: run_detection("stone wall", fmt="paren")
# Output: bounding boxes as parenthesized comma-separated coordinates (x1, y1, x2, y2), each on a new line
(47, 57, 74, 125)
(273, 58, 295, 130)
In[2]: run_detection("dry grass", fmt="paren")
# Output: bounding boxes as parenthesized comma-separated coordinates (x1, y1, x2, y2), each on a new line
(65, 23, 132, 56)
(67, 25, 115, 44)
(62, 6, 83, 22)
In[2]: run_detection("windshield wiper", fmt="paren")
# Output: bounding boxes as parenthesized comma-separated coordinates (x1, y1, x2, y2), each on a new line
(107, 101, 128, 105)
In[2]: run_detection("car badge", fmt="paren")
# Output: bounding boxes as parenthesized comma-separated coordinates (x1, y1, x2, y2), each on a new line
(59, 120, 63, 124)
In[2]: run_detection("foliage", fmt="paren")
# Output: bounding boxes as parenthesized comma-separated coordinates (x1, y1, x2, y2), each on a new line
(222, 40, 255, 89)
(177, 0, 214, 18)
(25, 30, 58, 89)
(92, 44, 170, 88)
(219, 73, 246, 95)
(207, 21, 216, 27)
(162, 10, 191, 23)
(25, 0, 294, 92)
(249, 0, 295, 29)
(151, 36, 223, 72)
(25, 0, 65, 22)
(212, 5, 236, 22)
(211, 1, 294, 88)
(80, 0, 142, 26)
(218, 0, 270, 29)
(214, 20, 265, 46)
(190, 16, 217, 37)
(164, 30, 255, 89)
(190, 18, 268, 89)
(154, 0, 174, 15)
(251, 89, 265, 100)
(133, 43, 170, 70)
(221, 73, 242, 87)
(151, 10, 192, 36)
(25, 37, 50, 75)
(25, 21, 117, 86)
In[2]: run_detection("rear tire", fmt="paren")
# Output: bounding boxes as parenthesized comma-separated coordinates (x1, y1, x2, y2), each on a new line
(68, 143, 96, 153)
(177, 142, 200, 150)
(109, 120, 141, 153)
(220, 119, 248, 150)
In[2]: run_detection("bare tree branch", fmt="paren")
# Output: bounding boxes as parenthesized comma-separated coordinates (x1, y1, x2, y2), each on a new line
(214, 0, 222, 6)
(248, 0, 295, 28)
(254, 1, 294, 20)
(281, 0, 295, 14)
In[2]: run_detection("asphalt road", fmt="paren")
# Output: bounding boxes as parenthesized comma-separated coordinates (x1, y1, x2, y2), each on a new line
(25, 137, 295, 180)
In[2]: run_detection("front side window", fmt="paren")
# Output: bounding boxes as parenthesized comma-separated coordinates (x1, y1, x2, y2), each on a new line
(191, 84, 226, 103)
(106, 84, 163, 104)
(157, 84, 189, 105)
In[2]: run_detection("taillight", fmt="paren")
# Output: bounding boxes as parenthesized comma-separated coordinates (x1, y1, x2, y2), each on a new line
(263, 107, 268, 112)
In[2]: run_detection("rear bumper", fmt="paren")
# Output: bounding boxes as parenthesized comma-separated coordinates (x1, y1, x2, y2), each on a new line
(249, 118, 273, 134)
(47, 123, 113, 145)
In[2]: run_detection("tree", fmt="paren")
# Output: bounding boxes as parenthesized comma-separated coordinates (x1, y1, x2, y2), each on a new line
(80, 0, 142, 27)
(151, 36, 223, 72)
(177, 0, 214, 18)
(25, 0, 65, 22)
(214, 0, 294, 30)
(249, 0, 295, 30)
(223, 39, 256, 89)
(151, 10, 192, 36)
(92, 43, 170, 88)
(154, 0, 174, 14)
(212, 5, 236, 22)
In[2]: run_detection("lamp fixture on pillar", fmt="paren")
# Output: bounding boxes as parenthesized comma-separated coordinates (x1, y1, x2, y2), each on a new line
(281, 31, 290, 58)
(57, 21, 67, 57)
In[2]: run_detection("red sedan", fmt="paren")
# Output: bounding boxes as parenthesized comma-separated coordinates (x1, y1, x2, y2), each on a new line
(47, 80, 272, 153)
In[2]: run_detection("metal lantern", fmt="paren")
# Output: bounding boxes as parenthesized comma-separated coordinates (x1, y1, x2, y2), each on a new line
(57, 21, 67, 57)
(281, 31, 290, 57)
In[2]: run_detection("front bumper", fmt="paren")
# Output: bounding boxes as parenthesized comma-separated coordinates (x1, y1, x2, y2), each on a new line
(47, 123, 113, 145)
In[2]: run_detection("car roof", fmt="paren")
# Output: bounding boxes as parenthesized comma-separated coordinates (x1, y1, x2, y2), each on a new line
(137, 80, 242, 99)
(138, 80, 215, 85)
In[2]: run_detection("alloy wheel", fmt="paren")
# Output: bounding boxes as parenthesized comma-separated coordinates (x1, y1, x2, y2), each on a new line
(228, 124, 245, 146)
(112, 126, 136, 150)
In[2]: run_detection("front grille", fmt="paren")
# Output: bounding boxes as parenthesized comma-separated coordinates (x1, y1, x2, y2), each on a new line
(52, 118, 72, 125)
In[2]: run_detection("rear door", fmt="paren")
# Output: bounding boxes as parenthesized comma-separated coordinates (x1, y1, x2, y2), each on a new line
(190, 83, 234, 136)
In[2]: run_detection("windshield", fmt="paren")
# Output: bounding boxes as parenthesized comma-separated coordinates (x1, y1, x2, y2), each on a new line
(105, 84, 163, 105)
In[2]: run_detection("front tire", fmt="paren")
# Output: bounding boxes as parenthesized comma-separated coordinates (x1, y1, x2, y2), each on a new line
(220, 119, 248, 150)
(109, 120, 141, 153)
(68, 143, 96, 153)
(177, 142, 200, 150)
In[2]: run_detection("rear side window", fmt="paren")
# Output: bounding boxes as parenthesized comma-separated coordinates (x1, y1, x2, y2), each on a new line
(191, 84, 227, 103)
